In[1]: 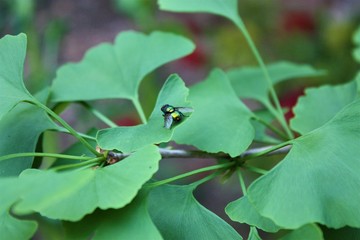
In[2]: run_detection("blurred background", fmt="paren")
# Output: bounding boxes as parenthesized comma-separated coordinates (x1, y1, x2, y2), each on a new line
(1, 0, 360, 238)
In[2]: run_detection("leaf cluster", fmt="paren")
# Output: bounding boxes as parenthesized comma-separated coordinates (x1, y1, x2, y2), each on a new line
(1, 1, 360, 239)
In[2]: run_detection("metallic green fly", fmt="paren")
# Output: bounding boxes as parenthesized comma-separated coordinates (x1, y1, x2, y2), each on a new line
(161, 104, 193, 129)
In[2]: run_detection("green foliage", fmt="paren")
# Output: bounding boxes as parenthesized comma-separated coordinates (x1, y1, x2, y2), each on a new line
(226, 196, 281, 232)
(0, 211, 37, 240)
(0, 89, 59, 176)
(290, 80, 358, 134)
(1, 2, 360, 240)
(14, 145, 160, 221)
(158, 0, 240, 23)
(97, 74, 191, 152)
(244, 100, 360, 229)
(279, 224, 323, 240)
(0, 33, 32, 120)
(63, 193, 162, 240)
(227, 61, 325, 108)
(148, 184, 242, 239)
(50, 31, 194, 103)
(173, 69, 254, 157)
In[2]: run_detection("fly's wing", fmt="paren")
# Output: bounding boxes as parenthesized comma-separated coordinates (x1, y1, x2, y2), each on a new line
(176, 107, 194, 114)
(164, 114, 173, 129)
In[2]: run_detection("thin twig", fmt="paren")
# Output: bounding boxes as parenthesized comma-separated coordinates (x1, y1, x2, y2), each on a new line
(107, 145, 292, 162)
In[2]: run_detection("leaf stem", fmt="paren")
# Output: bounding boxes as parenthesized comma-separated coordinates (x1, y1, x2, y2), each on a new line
(0, 152, 93, 162)
(132, 97, 147, 124)
(55, 127, 97, 141)
(232, 18, 294, 139)
(243, 165, 269, 175)
(237, 169, 247, 195)
(145, 162, 235, 188)
(190, 170, 223, 187)
(254, 115, 288, 141)
(28, 99, 101, 156)
(80, 101, 117, 128)
(51, 156, 104, 171)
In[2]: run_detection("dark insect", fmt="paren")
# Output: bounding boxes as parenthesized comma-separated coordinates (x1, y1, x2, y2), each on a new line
(161, 104, 193, 129)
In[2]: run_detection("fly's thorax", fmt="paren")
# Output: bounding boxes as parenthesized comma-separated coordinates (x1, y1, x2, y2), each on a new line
(171, 111, 182, 121)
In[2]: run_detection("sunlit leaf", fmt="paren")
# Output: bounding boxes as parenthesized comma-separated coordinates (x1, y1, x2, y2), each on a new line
(227, 61, 325, 107)
(279, 224, 323, 240)
(0, 89, 60, 176)
(226, 196, 280, 233)
(290, 80, 358, 135)
(50, 31, 194, 102)
(246, 100, 360, 229)
(173, 69, 254, 157)
(0, 33, 32, 120)
(15, 145, 161, 221)
(148, 184, 242, 239)
(97, 74, 191, 152)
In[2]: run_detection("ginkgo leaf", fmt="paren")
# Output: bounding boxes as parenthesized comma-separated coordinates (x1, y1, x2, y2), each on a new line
(148, 184, 242, 240)
(0, 178, 38, 240)
(226, 196, 281, 233)
(0, 89, 60, 177)
(227, 61, 325, 107)
(245, 100, 360, 229)
(279, 224, 323, 240)
(97, 74, 191, 152)
(291, 80, 358, 135)
(0, 33, 33, 120)
(63, 193, 162, 240)
(0, 211, 37, 240)
(50, 31, 194, 102)
(172, 69, 254, 157)
(14, 145, 161, 221)
(158, 0, 240, 24)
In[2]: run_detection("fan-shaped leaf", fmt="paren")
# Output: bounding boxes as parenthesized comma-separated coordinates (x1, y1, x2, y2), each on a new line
(63, 193, 162, 240)
(279, 224, 323, 240)
(0, 178, 37, 240)
(15, 145, 161, 221)
(0, 211, 37, 240)
(173, 69, 254, 157)
(246, 100, 360, 228)
(97, 74, 191, 152)
(290, 80, 358, 135)
(227, 61, 325, 107)
(0, 89, 60, 176)
(51, 31, 194, 102)
(226, 196, 281, 233)
(0, 33, 32, 120)
(148, 184, 242, 240)
(158, 0, 239, 24)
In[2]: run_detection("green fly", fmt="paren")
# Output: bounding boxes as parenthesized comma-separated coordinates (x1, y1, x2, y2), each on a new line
(161, 104, 193, 129)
